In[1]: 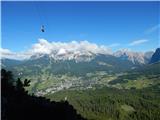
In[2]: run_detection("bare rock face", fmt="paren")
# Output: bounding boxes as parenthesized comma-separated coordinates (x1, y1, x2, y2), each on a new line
(114, 49, 154, 64)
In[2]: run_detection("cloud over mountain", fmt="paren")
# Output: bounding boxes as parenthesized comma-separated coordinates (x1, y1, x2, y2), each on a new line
(1, 39, 112, 60)
(31, 39, 111, 55)
(0, 48, 29, 60)
(1, 38, 155, 63)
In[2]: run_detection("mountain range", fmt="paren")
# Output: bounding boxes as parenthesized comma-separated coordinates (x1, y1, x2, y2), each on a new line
(2, 48, 157, 67)
(1, 48, 160, 95)
(1, 49, 155, 76)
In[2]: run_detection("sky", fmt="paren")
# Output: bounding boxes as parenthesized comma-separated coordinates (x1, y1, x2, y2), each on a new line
(1, 1, 160, 53)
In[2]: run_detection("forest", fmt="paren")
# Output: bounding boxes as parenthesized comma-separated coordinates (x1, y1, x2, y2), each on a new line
(2, 68, 160, 120)
(46, 84, 160, 120)
(1, 69, 86, 120)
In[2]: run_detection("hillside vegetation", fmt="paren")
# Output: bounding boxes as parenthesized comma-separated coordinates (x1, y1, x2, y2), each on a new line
(46, 86, 160, 120)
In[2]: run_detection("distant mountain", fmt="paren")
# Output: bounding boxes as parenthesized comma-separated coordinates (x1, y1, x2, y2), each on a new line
(144, 51, 154, 62)
(30, 50, 95, 62)
(1, 53, 139, 95)
(1, 45, 154, 65)
(1, 50, 159, 95)
(1, 58, 23, 69)
(1, 49, 155, 77)
(113, 49, 154, 64)
(149, 48, 160, 64)
(2, 54, 137, 77)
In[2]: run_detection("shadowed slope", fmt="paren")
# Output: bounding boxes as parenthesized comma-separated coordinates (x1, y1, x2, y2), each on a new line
(1, 69, 86, 120)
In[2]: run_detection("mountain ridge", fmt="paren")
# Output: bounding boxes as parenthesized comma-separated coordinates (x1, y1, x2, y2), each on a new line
(149, 48, 160, 64)
(1, 49, 154, 65)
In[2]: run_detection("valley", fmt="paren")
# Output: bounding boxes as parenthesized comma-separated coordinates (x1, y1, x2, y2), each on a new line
(1, 48, 160, 120)
(2, 1, 159, 120)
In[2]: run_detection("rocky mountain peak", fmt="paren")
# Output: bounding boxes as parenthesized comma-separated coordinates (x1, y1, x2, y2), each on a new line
(149, 48, 160, 64)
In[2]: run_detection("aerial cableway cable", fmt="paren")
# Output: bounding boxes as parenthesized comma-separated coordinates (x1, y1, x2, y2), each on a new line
(34, 2, 46, 32)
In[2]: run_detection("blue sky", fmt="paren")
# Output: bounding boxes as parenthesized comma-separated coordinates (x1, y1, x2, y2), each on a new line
(2, 1, 160, 52)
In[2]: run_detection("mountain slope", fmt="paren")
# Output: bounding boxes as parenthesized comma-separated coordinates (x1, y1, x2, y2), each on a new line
(108, 62, 160, 89)
(1, 50, 158, 95)
(1, 58, 23, 69)
(1, 69, 86, 120)
(46, 86, 160, 120)
(150, 48, 160, 64)
(114, 49, 153, 64)
(2, 54, 137, 76)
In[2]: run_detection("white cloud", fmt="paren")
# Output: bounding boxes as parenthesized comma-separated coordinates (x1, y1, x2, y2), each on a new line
(0, 48, 12, 54)
(30, 39, 53, 54)
(0, 48, 15, 59)
(30, 39, 112, 54)
(145, 24, 160, 34)
(129, 39, 148, 46)
(0, 48, 30, 60)
(1, 39, 112, 60)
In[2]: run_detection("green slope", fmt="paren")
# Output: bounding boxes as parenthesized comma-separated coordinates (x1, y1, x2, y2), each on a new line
(108, 62, 160, 89)
(45, 86, 160, 120)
